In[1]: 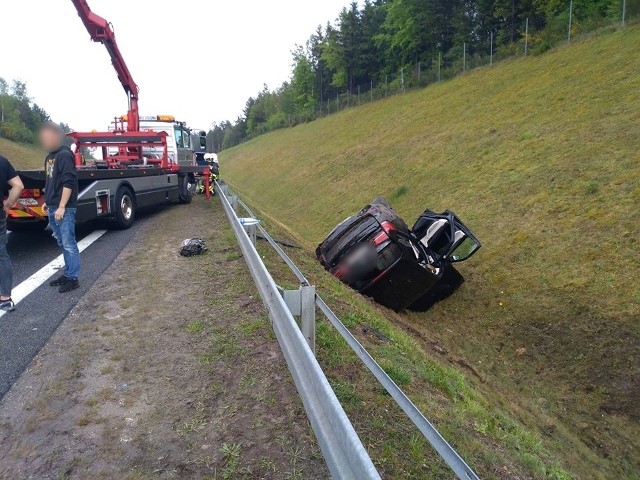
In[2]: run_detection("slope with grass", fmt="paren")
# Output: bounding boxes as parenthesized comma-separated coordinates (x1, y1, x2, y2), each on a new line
(0, 137, 44, 170)
(222, 25, 640, 479)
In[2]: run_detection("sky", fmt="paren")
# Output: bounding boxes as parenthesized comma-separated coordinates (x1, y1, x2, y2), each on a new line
(0, 0, 355, 131)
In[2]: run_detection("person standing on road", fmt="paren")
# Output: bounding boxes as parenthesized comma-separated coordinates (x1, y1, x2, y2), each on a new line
(39, 122, 80, 293)
(0, 155, 24, 312)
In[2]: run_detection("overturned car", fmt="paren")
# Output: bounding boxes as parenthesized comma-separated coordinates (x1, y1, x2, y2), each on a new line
(316, 197, 481, 311)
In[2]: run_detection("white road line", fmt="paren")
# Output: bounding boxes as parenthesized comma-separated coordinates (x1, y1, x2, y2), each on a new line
(0, 230, 108, 318)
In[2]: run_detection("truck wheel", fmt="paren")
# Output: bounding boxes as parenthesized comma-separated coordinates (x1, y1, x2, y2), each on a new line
(179, 174, 194, 204)
(114, 187, 136, 229)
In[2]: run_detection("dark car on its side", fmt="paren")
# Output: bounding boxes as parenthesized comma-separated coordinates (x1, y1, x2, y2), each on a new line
(316, 197, 481, 311)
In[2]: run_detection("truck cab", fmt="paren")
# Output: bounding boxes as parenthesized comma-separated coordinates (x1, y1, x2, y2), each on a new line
(139, 115, 195, 167)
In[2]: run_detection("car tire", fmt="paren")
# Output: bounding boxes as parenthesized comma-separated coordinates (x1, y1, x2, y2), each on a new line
(113, 186, 136, 229)
(179, 174, 194, 204)
(409, 265, 465, 312)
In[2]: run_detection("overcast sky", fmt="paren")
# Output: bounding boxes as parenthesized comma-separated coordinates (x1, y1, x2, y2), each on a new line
(0, 0, 354, 131)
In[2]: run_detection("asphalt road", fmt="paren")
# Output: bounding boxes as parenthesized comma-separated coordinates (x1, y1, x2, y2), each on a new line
(0, 220, 142, 398)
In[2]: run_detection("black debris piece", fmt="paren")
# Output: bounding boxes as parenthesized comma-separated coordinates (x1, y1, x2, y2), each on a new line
(180, 238, 208, 257)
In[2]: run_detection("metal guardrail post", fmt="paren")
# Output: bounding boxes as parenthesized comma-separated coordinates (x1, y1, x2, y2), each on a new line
(246, 222, 257, 245)
(300, 285, 316, 354)
(228, 194, 239, 214)
(216, 182, 381, 480)
(240, 218, 259, 246)
(284, 286, 317, 354)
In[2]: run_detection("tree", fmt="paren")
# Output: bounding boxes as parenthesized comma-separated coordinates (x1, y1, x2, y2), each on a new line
(291, 45, 317, 119)
(208, 122, 230, 153)
(322, 2, 366, 92)
(10, 80, 29, 101)
(222, 116, 247, 150)
(0, 77, 65, 144)
(308, 25, 332, 105)
(360, 0, 387, 78)
(207, 0, 627, 150)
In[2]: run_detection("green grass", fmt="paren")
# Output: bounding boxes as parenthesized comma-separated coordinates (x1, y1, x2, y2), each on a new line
(0, 137, 44, 169)
(222, 25, 640, 479)
(187, 319, 205, 334)
(258, 221, 572, 479)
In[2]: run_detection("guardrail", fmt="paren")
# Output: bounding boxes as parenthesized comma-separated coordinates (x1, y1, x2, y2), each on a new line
(217, 182, 381, 479)
(217, 181, 480, 480)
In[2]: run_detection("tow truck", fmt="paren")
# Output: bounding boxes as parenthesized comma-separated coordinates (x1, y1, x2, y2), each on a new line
(7, 0, 210, 231)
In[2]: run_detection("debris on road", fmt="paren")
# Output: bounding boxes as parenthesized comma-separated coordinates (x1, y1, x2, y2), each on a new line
(180, 237, 207, 257)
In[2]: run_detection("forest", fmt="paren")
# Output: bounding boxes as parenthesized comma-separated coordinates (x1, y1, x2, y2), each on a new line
(208, 0, 638, 152)
(0, 78, 57, 144)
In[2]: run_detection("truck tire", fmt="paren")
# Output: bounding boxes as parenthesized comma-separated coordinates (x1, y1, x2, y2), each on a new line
(179, 174, 194, 204)
(113, 186, 136, 229)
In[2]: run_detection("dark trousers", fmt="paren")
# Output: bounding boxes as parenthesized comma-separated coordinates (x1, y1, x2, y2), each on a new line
(0, 212, 12, 297)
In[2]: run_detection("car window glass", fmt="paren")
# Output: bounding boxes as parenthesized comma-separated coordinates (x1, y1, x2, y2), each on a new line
(449, 237, 479, 262)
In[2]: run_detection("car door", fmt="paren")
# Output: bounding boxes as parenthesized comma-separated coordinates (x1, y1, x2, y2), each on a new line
(412, 210, 481, 266)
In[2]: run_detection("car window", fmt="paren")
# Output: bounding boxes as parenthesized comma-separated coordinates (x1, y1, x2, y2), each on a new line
(449, 236, 480, 262)
(182, 130, 191, 149)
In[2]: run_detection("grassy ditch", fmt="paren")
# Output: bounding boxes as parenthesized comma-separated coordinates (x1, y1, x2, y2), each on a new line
(222, 24, 640, 478)
(250, 210, 573, 480)
(0, 137, 43, 169)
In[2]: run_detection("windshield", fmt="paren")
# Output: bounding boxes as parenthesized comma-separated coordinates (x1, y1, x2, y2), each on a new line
(173, 128, 191, 149)
(174, 128, 184, 148)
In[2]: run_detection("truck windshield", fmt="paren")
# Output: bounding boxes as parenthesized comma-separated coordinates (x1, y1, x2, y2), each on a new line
(174, 128, 184, 148)
(174, 128, 191, 149)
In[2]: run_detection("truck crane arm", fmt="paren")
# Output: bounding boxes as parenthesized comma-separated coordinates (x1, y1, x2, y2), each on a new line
(70, 0, 140, 132)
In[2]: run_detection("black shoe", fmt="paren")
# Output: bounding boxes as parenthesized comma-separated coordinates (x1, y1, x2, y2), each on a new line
(59, 279, 79, 293)
(0, 299, 15, 312)
(50, 275, 70, 287)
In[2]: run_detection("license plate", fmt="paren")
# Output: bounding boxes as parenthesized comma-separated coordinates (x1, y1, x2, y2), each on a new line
(18, 198, 38, 206)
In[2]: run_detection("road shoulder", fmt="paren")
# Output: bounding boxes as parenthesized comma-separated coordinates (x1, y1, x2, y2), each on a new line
(0, 198, 327, 480)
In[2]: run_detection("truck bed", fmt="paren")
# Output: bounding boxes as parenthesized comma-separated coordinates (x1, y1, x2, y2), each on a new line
(17, 166, 174, 188)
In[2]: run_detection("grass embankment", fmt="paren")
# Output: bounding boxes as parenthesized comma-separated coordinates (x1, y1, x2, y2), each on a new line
(0, 137, 43, 169)
(222, 25, 640, 479)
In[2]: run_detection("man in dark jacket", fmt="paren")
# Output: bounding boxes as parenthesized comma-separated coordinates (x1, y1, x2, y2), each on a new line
(0, 155, 24, 311)
(39, 122, 80, 293)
